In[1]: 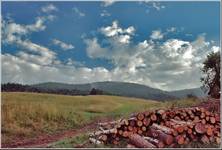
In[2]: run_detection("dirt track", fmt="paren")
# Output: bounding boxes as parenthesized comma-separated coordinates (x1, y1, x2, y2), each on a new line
(1, 117, 114, 148)
(2, 98, 219, 148)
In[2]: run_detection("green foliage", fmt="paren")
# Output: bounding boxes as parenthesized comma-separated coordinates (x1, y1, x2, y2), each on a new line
(201, 51, 220, 98)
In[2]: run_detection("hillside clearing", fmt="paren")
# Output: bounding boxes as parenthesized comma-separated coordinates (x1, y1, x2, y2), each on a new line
(1, 92, 201, 147)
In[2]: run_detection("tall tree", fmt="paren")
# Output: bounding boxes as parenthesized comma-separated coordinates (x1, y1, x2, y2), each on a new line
(201, 51, 220, 98)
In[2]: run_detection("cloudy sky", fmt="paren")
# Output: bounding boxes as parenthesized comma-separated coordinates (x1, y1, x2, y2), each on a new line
(1, 1, 220, 91)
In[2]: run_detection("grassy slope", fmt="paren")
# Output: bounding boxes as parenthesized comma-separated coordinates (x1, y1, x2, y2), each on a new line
(2, 92, 200, 146)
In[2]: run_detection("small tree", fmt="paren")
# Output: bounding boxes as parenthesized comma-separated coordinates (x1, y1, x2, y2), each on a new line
(201, 51, 220, 98)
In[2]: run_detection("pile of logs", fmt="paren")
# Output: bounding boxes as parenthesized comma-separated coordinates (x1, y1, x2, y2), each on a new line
(89, 105, 221, 148)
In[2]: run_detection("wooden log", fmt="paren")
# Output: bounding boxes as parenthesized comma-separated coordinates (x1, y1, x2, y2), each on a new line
(137, 113, 145, 121)
(143, 136, 165, 148)
(176, 135, 184, 145)
(206, 127, 213, 136)
(129, 134, 156, 148)
(187, 128, 192, 135)
(98, 134, 108, 142)
(118, 130, 123, 136)
(137, 120, 143, 127)
(126, 144, 136, 148)
(201, 135, 210, 144)
(129, 120, 136, 127)
(128, 126, 133, 131)
(143, 118, 151, 126)
(89, 128, 117, 136)
(137, 129, 143, 135)
(147, 128, 174, 145)
(151, 123, 173, 134)
(210, 117, 216, 124)
(176, 126, 184, 133)
(201, 119, 206, 124)
(151, 114, 157, 121)
(89, 138, 103, 145)
(141, 126, 147, 132)
(112, 140, 119, 145)
(216, 137, 221, 144)
(123, 131, 129, 137)
(195, 123, 206, 134)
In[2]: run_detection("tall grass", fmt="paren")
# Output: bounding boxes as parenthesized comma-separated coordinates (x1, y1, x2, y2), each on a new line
(1, 92, 200, 144)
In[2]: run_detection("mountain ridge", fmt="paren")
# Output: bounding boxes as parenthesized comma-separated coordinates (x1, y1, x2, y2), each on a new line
(31, 81, 206, 101)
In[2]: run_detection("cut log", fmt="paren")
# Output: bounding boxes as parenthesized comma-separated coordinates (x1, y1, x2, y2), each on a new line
(151, 123, 173, 134)
(126, 144, 136, 148)
(143, 118, 151, 126)
(176, 126, 184, 133)
(147, 128, 174, 145)
(137, 113, 145, 121)
(129, 120, 136, 127)
(141, 126, 147, 132)
(123, 131, 129, 137)
(137, 129, 143, 135)
(89, 128, 117, 136)
(151, 114, 157, 121)
(128, 126, 133, 131)
(118, 130, 123, 136)
(176, 135, 185, 145)
(144, 136, 165, 148)
(98, 134, 108, 142)
(210, 117, 216, 124)
(137, 120, 143, 127)
(89, 138, 103, 145)
(216, 137, 221, 144)
(195, 123, 206, 134)
(129, 134, 156, 148)
(201, 135, 210, 144)
(206, 127, 213, 136)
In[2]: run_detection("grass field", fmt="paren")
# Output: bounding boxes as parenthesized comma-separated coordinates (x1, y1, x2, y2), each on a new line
(1, 92, 201, 146)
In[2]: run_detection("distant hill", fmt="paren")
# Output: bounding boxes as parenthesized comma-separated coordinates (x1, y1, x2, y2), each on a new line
(168, 87, 206, 98)
(3, 81, 206, 101)
(32, 81, 205, 101)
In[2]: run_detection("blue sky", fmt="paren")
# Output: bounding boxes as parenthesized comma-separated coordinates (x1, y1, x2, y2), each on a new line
(1, 1, 220, 91)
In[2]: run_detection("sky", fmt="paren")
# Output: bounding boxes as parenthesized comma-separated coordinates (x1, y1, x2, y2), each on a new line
(1, 1, 220, 91)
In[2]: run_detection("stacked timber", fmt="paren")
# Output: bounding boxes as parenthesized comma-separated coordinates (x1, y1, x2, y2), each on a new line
(89, 105, 221, 148)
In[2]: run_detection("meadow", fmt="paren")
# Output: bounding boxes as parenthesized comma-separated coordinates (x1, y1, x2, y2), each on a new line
(1, 92, 201, 146)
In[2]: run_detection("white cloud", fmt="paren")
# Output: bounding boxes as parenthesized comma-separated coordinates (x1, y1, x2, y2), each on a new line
(2, 18, 219, 91)
(211, 46, 220, 53)
(73, 7, 85, 17)
(100, 10, 111, 17)
(52, 39, 75, 50)
(41, 4, 58, 13)
(84, 38, 108, 59)
(2, 16, 54, 44)
(100, 20, 135, 44)
(84, 21, 217, 90)
(102, 0, 115, 7)
(150, 30, 164, 40)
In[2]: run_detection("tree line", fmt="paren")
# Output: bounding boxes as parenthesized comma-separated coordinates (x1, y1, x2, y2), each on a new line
(1, 83, 106, 96)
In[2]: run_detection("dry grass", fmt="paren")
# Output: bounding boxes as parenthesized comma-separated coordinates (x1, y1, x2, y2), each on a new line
(1, 92, 200, 145)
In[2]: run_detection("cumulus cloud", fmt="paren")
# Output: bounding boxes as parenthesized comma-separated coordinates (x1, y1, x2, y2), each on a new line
(2, 18, 220, 91)
(150, 30, 164, 40)
(41, 4, 58, 13)
(100, 20, 135, 44)
(52, 39, 75, 50)
(73, 7, 85, 17)
(84, 38, 108, 58)
(2, 16, 54, 44)
(102, 0, 115, 7)
(83, 21, 218, 90)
